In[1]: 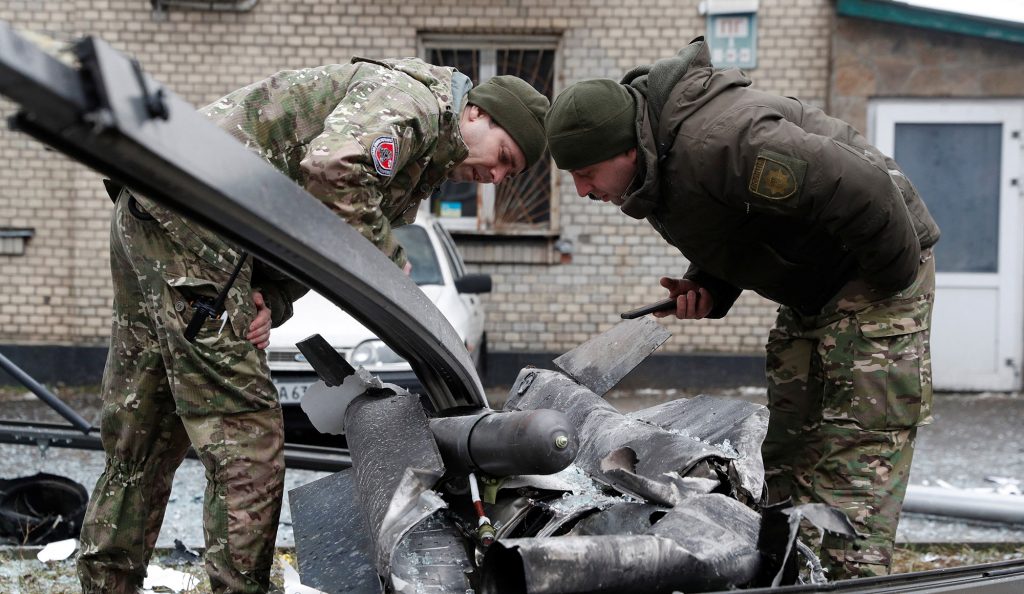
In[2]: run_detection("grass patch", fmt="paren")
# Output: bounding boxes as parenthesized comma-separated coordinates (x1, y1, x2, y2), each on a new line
(893, 542, 1024, 574)
(0, 547, 296, 593)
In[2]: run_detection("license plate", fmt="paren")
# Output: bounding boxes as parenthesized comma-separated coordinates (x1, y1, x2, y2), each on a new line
(274, 380, 313, 405)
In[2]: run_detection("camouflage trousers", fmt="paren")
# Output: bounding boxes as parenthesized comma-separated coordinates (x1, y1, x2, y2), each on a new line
(77, 195, 285, 594)
(762, 250, 935, 581)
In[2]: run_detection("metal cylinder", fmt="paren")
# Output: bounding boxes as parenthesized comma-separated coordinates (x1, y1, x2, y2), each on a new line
(430, 409, 578, 477)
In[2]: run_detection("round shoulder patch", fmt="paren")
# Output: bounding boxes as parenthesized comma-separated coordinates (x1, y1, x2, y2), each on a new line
(371, 136, 397, 177)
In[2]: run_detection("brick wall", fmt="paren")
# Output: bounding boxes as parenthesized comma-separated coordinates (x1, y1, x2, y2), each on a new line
(831, 16, 1024, 133)
(0, 0, 834, 357)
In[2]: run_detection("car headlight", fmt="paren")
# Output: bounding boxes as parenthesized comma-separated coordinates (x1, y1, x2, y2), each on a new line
(350, 339, 406, 368)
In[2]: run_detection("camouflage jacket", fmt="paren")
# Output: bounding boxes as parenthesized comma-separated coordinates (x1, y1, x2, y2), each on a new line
(137, 57, 469, 325)
(620, 38, 939, 317)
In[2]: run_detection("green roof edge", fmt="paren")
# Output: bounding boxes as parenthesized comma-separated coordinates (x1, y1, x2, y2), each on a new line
(836, 0, 1024, 44)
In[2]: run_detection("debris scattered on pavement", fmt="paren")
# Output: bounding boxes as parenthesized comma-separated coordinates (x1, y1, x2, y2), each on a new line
(0, 473, 89, 545)
(36, 538, 76, 562)
(141, 564, 199, 593)
(281, 558, 327, 594)
(986, 476, 1022, 496)
(167, 539, 201, 565)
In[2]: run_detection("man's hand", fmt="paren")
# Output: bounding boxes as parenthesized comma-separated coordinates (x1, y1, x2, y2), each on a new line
(403, 261, 413, 276)
(246, 291, 272, 349)
(655, 277, 714, 320)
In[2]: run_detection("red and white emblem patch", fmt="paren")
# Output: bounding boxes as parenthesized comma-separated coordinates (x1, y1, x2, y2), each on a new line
(371, 136, 397, 177)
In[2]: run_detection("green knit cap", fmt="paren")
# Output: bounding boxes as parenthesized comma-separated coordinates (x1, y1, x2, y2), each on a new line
(546, 79, 637, 170)
(467, 76, 550, 168)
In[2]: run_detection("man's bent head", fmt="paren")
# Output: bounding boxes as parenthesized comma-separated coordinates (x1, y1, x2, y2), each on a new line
(546, 79, 636, 171)
(546, 79, 639, 204)
(451, 76, 549, 185)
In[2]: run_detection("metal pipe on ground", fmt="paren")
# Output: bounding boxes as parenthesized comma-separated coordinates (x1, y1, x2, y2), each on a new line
(904, 485, 1024, 524)
(0, 420, 352, 471)
(0, 352, 91, 433)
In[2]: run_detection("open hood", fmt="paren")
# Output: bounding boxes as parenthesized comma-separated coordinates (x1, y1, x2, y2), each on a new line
(0, 25, 485, 411)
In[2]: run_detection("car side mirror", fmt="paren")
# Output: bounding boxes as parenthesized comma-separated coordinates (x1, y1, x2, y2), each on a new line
(455, 273, 492, 294)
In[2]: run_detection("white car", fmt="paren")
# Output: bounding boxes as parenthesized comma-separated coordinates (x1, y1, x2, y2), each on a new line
(267, 214, 490, 423)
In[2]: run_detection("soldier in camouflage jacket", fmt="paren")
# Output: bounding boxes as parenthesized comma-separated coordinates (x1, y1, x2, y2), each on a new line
(545, 38, 938, 580)
(77, 57, 548, 594)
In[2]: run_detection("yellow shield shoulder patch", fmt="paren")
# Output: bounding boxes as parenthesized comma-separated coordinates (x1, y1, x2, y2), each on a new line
(748, 149, 807, 203)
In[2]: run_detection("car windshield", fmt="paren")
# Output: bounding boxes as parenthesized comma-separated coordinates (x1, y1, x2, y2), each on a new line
(393, 225, 443, 286)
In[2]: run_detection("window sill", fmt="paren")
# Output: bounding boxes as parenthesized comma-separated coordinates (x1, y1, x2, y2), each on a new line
(448, 227, 560, 240)
(0, 228, 34, 256)
(448, 231, 567, 265)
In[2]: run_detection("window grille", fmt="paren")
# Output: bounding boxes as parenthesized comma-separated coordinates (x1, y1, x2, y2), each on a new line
(422, 36, 558, 235)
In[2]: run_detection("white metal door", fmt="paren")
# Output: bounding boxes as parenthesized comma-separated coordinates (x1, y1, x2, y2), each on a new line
(871, 100, 1023, 391)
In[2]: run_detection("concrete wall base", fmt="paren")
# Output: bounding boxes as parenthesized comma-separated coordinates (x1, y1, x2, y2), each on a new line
(0, 344, 767, 392)
(0, 344, 108, 387)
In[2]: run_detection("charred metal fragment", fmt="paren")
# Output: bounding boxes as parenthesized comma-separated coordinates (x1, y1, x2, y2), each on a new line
(301, 368, 402, 435)
(599, 446, 693, 506)
(567, 501, 667, 536)
(289, 469, 381, 594)
(390, 514, 473, 594)
(343, 392, 446, 570)
(505, 368, 767, 502)
(756, 501, 802, 587)
(783, 502, 859, 540)
(481, 494, 763, 594)
(632, 395, 768, 501)
(552, 316, 670, 396)
(296, 333, 356, 387)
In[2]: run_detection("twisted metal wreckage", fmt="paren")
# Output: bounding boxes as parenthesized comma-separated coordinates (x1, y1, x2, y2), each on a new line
(2, 22, 1024, 594)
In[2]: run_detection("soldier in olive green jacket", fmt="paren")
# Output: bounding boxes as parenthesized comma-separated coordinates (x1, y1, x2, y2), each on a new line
(545, 37, 939, 580)
(78, 57, 548, 594)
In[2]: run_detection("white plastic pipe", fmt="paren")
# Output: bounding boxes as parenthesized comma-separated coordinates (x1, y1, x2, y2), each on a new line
(903, 485, 1024, 524)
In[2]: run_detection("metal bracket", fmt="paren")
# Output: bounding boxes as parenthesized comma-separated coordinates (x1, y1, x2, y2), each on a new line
(130, 58, 168, 120)
(297, 334, 356, 387)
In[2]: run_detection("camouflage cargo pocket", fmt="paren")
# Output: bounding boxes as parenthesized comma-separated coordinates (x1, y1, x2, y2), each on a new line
(162, 257, 256, 340)
(821, 296, 933, 430)
(162, 274, 275, 416)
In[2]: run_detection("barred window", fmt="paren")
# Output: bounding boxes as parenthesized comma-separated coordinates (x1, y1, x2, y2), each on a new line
(422, 35, 558, 235)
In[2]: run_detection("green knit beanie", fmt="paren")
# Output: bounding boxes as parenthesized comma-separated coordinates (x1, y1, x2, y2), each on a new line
(546, 79, 637, 170)
(467, 76, 550, 168)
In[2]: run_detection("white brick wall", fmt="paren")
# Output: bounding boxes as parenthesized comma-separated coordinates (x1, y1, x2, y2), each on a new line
(0, 0, 834, 354)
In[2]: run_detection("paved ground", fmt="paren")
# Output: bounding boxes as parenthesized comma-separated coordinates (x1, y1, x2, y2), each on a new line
(0, 384, 1022, 547)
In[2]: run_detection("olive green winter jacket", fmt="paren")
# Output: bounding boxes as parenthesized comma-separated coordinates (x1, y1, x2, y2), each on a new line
(619, 38, 940, 317)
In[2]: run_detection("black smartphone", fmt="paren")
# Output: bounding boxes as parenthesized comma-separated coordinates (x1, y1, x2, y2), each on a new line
(620, 297, 677, 319)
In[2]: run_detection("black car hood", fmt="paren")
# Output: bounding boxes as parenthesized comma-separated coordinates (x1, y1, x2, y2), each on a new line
(0, 24, 485, 411)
